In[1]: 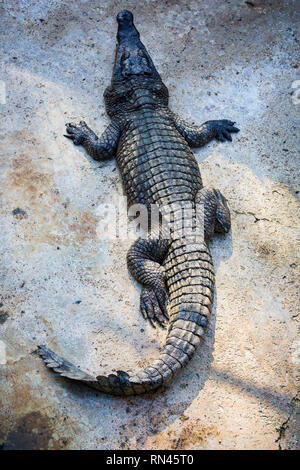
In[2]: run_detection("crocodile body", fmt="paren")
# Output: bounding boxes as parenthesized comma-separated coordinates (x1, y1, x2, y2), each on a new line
(39, 11, 239, 395)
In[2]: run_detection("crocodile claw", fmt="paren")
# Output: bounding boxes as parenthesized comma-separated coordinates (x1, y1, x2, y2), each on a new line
(140, 286, 168, 329)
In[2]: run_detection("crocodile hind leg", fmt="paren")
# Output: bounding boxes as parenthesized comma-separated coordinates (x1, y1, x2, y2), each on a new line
(213, 189, 231, 234)
(196, 187, 231, 240)
(127, 237, 170, 328)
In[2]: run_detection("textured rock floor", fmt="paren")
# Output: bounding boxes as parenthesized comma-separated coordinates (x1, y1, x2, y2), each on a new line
(0, 0, 299, 450)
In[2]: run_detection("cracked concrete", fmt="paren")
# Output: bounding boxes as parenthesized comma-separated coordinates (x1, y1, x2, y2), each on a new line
(0, 0, 299, 450)
(276, 393, 299, 450)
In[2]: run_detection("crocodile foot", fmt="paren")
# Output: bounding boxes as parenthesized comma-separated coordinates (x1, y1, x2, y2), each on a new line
(64, 121, 91, 145)
(207, 120, 239, 142)
(140, 286, 168, 329)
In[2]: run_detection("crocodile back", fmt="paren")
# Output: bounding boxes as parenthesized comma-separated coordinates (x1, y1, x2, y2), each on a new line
(116, 109, 203, 208)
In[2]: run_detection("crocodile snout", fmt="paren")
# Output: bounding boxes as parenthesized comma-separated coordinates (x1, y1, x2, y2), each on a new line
(116, 10, 139, 44)
(117, 10, 133, 25)
(112, 10, 162, 83)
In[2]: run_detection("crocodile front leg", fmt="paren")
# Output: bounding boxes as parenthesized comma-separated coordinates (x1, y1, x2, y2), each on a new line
(65, 120, 120, 160)
(170, 112, 239, 147)
(127, 237, 170, 328)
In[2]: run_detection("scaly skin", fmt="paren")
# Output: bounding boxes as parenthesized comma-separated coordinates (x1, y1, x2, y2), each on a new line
(39, 10, 239, 395)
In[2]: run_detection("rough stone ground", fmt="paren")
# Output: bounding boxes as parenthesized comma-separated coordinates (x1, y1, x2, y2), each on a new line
(0, 0, 299, 450)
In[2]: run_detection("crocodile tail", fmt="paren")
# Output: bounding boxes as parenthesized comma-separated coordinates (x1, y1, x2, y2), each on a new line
(37, 345, 136, 396)
(128, 237, 215, 393)
(38, 238, 214, 395)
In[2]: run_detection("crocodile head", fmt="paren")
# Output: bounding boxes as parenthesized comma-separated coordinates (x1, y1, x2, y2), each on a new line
(104, 10, 169, 117)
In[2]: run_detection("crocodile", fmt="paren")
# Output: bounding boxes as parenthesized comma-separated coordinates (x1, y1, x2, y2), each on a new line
(38, 10, 239, 396)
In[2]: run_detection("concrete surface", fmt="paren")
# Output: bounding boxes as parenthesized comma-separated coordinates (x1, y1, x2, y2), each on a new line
(0, 0, 299, 450)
